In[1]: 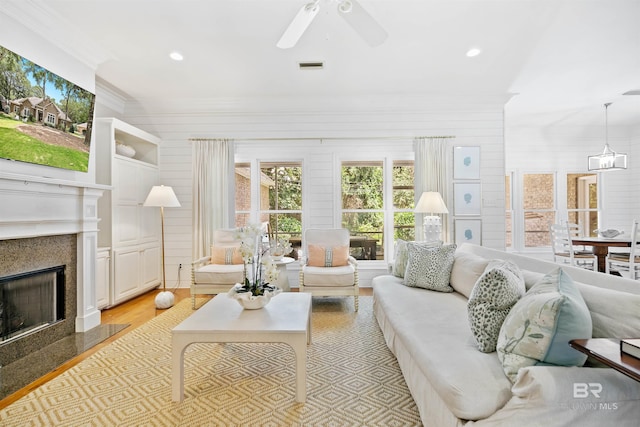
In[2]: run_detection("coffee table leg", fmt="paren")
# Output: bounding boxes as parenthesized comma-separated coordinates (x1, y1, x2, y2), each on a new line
(172, 338, 187, 402)
(291, 335, 307, 403)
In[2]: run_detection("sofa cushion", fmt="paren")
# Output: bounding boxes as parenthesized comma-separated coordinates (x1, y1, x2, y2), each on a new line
(392, 239, 442, 278)
(450, 251, 492, 298)
(210, 245, 243, 265)
(373, 276, 513, 420)
(403, 243, 456, 292)
(308, 244, 349, 267)
(467, 260, 526, 352)
(497, 268, 592, 382)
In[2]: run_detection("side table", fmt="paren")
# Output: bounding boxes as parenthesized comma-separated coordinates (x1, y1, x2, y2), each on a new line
(272, 256, 294, 291)
(570, 338, 640, 382)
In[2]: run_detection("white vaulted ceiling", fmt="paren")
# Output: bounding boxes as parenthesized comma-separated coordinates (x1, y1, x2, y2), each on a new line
(4, 0, 640, 127)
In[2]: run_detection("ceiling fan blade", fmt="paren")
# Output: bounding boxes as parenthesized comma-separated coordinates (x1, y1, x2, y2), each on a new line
(277, 2, 320, 49)
(338, 0, 388, 47)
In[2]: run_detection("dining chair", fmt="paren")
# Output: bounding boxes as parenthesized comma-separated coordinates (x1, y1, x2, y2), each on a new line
(605, 220, 640, 280)
(549, 222, 597, 271)
(299, 228, 359, 311)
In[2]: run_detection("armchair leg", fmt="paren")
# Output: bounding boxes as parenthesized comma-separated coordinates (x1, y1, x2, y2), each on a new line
(191, 294, 196, 310)
(354, 295, 359, 312)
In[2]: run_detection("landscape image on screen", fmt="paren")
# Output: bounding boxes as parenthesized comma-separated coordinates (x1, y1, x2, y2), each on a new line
(0, 45, 95, 172)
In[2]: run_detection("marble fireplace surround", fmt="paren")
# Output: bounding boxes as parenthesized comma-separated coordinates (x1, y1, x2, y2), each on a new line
(0, 172, 106, 344)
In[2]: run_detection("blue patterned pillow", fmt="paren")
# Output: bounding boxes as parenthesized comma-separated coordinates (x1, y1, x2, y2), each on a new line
(497, 268, 592, 382)
(403, 243, 456, 292)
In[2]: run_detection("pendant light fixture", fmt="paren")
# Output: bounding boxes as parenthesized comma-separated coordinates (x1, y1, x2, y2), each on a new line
(588, 102, 627, 171)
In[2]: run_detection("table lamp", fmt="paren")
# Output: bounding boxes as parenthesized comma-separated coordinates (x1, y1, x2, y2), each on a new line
(415, 191, 448, 242)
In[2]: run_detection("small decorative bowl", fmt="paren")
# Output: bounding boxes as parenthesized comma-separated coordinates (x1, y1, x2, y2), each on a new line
(596, 229, 623, 239)
(115, 142, 136, 158)
(228, 284, 281, 309)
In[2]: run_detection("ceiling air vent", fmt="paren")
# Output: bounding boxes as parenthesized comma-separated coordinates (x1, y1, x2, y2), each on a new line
(299, 62, 324, 70)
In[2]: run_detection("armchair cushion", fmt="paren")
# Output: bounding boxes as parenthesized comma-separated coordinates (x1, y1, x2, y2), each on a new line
(308, 244, 349, 267)
(301, 264, 356, 287)
(210, 245, 243, 265)
(193, 263, 244, 285)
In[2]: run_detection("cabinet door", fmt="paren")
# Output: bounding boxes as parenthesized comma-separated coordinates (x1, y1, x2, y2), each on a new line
(141, 245, 161, 288)
(113, 248, 142, 304)
(96, 250, 110, 309)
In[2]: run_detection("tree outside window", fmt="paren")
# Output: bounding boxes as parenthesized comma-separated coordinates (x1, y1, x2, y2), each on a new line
(260, 162, 303, 243)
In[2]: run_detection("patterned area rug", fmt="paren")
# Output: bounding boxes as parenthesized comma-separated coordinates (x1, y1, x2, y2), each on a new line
(0, 296, 422, 426)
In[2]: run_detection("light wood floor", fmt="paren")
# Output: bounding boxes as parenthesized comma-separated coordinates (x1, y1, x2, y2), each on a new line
(0, 287, 372, 409)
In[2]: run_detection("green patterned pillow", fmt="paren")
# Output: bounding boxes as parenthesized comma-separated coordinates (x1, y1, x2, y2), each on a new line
(403, 243, 456, 292)
(496, 268, 592, 382)
(467, 260, 526, 353)
(392, 240, 442, 278)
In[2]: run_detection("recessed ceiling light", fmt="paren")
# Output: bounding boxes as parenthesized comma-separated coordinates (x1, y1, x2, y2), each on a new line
(169, 51, 184, 61)
(466, 48, 482, 58)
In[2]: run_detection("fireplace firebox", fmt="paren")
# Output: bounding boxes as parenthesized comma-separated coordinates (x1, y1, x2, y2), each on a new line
(0, 266, 65, 344)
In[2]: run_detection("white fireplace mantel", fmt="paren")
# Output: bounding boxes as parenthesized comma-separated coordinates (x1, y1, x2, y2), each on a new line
(0, 172, 110, 332)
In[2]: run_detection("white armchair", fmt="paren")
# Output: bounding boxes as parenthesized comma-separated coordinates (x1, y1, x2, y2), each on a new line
(190, 229, 244, 309)
(299, 228, 359, 311)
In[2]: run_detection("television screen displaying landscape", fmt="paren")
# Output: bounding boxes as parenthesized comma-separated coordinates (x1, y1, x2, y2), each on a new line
(0, 45, 95, 172)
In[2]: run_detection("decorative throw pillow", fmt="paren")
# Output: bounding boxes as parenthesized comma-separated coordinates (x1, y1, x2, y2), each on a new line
(496, 268, 592, 382)
(403, 243, 457, 292)
(467, 260, 526, 353)
(449, 251, 491, 299)
(392, 240, 442, 278)
(308, 244, 349, 267)
(210, 245, 243, 265)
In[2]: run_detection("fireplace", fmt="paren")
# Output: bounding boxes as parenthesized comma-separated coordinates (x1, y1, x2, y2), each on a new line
(1, 265, 66, 344)
(0, 235, 77, 367)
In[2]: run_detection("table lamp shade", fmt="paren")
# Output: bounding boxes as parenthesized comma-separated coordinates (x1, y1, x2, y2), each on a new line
(143, 185, 181, 207)
(415, 192, 448, 214)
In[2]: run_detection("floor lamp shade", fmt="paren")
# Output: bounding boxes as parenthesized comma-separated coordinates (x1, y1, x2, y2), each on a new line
(415, 192, 448, 242)
(143, 185, 181, 309)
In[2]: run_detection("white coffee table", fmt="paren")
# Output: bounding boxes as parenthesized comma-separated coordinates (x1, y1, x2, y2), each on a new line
(171, 292, 312, 402)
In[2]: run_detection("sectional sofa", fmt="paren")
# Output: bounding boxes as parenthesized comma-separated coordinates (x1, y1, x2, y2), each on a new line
(372, 243, 640, 426)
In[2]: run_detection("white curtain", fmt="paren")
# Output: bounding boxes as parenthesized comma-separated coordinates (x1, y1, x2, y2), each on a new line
(192, 138, 235, 259)
(414, 137, 454, 242)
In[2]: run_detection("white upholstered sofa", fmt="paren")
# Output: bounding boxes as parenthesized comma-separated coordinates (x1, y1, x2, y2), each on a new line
(373, 243, 640, 426)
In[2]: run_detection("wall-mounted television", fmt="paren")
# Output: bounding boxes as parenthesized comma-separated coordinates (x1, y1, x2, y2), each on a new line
(0, 44, 95, 173)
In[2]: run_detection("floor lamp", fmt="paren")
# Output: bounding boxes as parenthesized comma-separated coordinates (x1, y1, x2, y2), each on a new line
(415, 191, 448, 242)
(144, 185, 181, 309)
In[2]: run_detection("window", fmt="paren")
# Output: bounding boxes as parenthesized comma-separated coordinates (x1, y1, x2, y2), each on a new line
(340, 159, 414, 261)
(392, 161, 415, 242)
(259, 162, 303, 243)
(46, 112, 55, 124)
(341, 161, 384, 260)
(567, 174, 598, 236)
(522, 173, 555, 247)
(234, 162, 251, 227)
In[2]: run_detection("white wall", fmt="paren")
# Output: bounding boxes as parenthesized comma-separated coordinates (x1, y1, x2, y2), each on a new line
(121, 100, 506, 287)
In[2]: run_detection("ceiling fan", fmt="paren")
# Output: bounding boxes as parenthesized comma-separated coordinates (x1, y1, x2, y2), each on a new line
(277, 0, 388, 49)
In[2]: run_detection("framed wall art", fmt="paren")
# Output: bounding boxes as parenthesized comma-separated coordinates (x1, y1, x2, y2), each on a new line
(455, 219, 482, 245)
(454, 182, 481, 215)
(453, 146, 480, 180)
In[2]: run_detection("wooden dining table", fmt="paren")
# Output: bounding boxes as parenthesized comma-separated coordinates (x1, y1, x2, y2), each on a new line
(571, 237, 633, 273)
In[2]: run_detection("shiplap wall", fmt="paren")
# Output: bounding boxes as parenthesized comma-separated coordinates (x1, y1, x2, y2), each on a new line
(117, 101, 506, 287)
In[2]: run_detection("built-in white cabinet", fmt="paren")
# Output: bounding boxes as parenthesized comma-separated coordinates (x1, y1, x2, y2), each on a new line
(96, 118, 161, 307)
(96, 247, 111, 309)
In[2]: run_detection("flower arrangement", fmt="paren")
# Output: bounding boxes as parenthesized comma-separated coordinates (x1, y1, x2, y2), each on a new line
(231, 223, 280, 297)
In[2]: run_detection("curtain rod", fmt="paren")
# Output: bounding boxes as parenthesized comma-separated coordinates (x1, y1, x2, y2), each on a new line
(189, 135, 455, 142)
